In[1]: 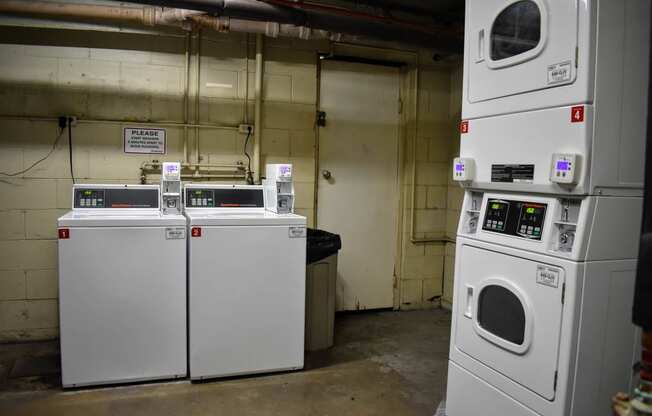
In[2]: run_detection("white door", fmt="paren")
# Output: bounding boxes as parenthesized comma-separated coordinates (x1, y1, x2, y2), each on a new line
(455, 244, 565, 400)
(467, 0, 579, 103)
(317, 60, 400, 311)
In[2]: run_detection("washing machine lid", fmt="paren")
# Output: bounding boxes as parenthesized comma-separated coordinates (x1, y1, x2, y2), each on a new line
(58, 211, 186, 227)
(454, 244, 565, 400)
(185, 211, 306, 226)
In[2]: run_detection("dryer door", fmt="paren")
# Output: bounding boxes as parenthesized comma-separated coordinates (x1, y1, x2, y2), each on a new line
(467, 0, 579, 104)
(454, 245, 565, 400)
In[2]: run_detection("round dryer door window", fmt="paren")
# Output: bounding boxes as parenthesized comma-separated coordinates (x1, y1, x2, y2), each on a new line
(477, 285, 526, 345)
(491, 0, 541, 61)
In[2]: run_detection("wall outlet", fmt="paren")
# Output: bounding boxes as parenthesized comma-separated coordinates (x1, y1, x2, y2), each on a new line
(238, 124, 254, 134)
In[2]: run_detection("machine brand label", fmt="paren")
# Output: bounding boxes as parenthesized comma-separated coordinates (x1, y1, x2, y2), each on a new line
(536, 265, 560, 288)
(165, 227, 186, 240)
(289, 226, 307, 238)
(124, 127, 166, 154)
(491, 164, 534, 183)
(547, 61, 571, 85)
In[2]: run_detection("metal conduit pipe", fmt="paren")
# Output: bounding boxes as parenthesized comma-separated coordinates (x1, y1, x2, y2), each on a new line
(193, 29, 202, 176)
(253, 34, 263, 184)
(141, 161, 245, 170)
(140, 161, 246, 183)
(183, 32, 192, 164)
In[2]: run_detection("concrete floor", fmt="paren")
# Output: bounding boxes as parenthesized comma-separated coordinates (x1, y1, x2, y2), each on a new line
(0, 309, 451, 416)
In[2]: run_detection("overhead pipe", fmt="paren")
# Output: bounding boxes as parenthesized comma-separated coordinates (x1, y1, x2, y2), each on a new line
(0, 0, 198, 30)
(326, 0, 465, 27)
(116, 0, 462, 53)
(0, 1, 459, 52)
(259, 0, 452, 35)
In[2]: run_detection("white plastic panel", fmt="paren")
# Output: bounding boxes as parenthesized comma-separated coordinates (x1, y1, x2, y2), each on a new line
(459, 105, 592, 195)
(585, 197, 643, 261)
(455, 245, 564, 400)
(447, 362, 539, 416)
(591, 0, 650, 193)
(189, 224, 306, 379)
(58, 226, 187, 387)
(570, 261, 639, 415)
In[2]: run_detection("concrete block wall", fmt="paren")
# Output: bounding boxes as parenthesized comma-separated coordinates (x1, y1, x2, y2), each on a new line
(0, 23, 459, 340)
(0, 26, 323, 342)
(396, 66, 457, 311)
(442, 65, 464, 310)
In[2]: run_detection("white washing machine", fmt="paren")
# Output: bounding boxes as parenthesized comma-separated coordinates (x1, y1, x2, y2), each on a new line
(447, 191, 642, 415)
(58, 184, 187, 388)
(185, 184, 307, 380)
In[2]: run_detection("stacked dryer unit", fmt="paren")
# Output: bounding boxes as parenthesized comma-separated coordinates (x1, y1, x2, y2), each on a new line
(446, 1, 649, 415)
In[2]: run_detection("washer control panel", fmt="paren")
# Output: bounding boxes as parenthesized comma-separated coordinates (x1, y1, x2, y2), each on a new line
(75, 189, 105, 208)
(186, 189, 215, 208)
(483, 199, 547, 240)
(74, 187, 158, 209)
(185, 187, 264, 208)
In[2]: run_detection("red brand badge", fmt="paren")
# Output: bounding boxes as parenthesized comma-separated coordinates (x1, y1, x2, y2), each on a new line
(191, 227, 202, 237)
(58, 228, 70, 239)
(460, 120, 469, 134)
(571, 106, 584, 123)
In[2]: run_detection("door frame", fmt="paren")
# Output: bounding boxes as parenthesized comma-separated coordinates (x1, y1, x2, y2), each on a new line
(313, 44, 416, 310)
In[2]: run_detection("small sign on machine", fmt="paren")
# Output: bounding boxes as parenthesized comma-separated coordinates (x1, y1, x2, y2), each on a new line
(124, 127, 166, 154)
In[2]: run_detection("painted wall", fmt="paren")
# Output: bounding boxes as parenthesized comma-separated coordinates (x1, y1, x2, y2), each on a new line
(396, 65, 458, 311)
(0, 23, 459, 341)
(443, 65, 464, 309)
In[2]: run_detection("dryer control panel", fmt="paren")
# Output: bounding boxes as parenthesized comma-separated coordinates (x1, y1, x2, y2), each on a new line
(483, 199, 547, 240)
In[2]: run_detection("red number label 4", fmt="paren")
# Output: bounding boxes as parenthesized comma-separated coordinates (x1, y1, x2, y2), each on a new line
(571, 106, 584, 123)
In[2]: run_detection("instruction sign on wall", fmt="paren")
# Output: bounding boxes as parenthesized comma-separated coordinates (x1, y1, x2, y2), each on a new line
(124, 127, 166, 154)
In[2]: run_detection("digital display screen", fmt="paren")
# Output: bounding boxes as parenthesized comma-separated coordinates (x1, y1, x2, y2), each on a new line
(84, 190, 92, 196)
(556, 161, 570, 171)
(483, 199, 547, 240)
(455, 164, 464, 172)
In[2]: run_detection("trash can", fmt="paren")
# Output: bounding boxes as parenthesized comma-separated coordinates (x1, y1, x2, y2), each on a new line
(305, 229, 342, 351)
